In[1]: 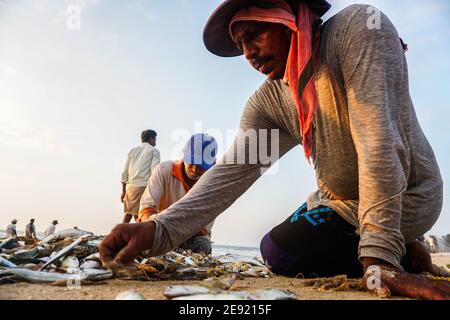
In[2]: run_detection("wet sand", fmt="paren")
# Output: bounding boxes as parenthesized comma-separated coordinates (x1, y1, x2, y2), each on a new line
(1, 255, 448, 300)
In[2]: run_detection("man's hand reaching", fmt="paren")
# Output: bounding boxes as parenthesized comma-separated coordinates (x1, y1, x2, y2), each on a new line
(99, 221, 156, 266)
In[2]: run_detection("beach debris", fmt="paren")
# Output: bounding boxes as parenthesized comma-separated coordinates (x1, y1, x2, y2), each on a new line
(115, 290, 146, 300)
(203, 274, 238, 290)
(302, 275, 365, 292)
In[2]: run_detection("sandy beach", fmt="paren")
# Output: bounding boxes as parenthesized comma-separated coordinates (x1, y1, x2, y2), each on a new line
(1, 254, 448, 300)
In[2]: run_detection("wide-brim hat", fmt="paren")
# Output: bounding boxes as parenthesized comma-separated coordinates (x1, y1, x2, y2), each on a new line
(203, 0, 331, 57)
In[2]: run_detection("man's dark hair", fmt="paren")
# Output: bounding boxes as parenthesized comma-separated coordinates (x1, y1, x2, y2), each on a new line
(141, 129, 157, 143)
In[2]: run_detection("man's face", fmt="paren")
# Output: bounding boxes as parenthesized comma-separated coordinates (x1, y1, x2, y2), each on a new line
(184, 163, 207, 181)
(231, 21, 291, 80)
(149, 137, 156, 146)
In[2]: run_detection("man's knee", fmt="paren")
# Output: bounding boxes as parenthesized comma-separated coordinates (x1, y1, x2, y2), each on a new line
(182, 236, 212, 254)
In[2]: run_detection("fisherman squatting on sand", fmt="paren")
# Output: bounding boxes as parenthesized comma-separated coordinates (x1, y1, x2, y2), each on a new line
(99, 0, 450, 299)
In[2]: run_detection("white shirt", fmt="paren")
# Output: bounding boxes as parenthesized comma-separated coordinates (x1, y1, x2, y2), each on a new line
(44, 224, 56, 237)
(6, 224, 16, 237)
(139, 160, 214, 239)
(121, 142, 161, 187)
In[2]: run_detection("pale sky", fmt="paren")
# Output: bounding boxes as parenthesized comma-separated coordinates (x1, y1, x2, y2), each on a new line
(0, 0, 449, 247)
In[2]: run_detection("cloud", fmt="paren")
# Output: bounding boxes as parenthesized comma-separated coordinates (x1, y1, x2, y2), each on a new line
(0, 104, 83, 153)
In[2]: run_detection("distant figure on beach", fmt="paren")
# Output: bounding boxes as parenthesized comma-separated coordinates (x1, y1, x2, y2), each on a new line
(44, 220, 59, 237)
(6, 219, 18, 238)
(121, 129, 161, 224)
(25, 218, 37, 244)
(138, 133, 218, 254)
(100, 0, 448, 300)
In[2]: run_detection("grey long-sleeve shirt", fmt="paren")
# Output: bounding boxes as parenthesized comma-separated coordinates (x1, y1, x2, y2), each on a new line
(147, 5, 443, 269)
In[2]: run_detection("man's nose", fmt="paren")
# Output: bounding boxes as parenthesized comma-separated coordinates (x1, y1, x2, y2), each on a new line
(242, 42, 259, 61)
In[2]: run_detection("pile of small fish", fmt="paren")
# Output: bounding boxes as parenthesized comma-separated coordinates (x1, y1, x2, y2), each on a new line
(0, 229, 112, 285)
(0, 229, 271, 286)
(112, 251, 270, 281)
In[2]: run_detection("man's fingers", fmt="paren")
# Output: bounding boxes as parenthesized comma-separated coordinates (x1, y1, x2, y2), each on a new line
(113, 239, 142, 265)
(99, 226, 128, 265)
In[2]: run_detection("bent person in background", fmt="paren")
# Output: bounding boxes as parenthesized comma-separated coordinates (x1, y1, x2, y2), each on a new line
(120, 129, 160, 223)
(25, 218, 37, 244)
(138, 133, 218, 254)
(6, 219, 18, 238)
(100, 0, 449, 299)
(44, 220, 59, 238)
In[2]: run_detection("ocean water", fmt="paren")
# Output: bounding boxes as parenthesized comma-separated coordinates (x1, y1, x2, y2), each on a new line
(212, 244, 260, 258)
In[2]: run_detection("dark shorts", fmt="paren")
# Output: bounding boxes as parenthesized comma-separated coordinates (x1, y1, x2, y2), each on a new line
(260, 203, 364, 278)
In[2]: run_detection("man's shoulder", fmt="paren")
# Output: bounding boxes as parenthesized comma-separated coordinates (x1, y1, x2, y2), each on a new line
(153, 160, 173, 174)
(327, 4, 372, 23)
(250, 79, 289, 107)
(323, 4, 388, 35)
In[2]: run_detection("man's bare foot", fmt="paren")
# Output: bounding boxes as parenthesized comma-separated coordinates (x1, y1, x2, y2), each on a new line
(404, 240, 449, 276)
(363, 264, 450, 300)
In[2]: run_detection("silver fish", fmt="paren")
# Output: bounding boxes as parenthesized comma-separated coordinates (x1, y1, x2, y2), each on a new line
(81, 268, 113, 280)
(115, 290, 146, 300)
(80, 260, 101, 270)
(61, 256, 79, 269)
(38, 229, 94, 245)
(0, 256, 17, 268)
(84, 252, 101, 262)
(0, 268, 89, 283)
(164, 285, 211, 298)
(40, 235, 90, 270)
(173, 289, 297, 300)
(214, 254, 265, 267)
(10, 246, 45, 263)
(171, 251, 198, 267)
(0, 238, 15, 250)
(0, 268, 113, 283)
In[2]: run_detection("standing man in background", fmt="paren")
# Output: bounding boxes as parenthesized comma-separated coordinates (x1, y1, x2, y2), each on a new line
(25, 218, 37, 244)
(6, 219, 18, 238)
(44, 220, 58, 237)
(121, 129, 160, 223)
